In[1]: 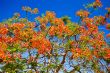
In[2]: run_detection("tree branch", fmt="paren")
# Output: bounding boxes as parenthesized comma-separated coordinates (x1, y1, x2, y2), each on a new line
(55, 51, 68, 73)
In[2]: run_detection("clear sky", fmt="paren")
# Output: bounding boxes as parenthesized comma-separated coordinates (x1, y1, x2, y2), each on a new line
(0, 0, 110, 21)
(0, 0, 110, 34)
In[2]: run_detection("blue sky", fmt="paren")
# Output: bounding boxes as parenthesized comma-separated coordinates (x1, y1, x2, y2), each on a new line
(0, 0, 110, 34)
(0, 0, 110, 21)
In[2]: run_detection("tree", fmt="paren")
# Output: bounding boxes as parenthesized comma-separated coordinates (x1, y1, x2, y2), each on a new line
(0, 0, 110, 73)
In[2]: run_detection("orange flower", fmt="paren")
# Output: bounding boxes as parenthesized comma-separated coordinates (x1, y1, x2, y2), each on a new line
(93, 1, 102, 8)
(79, 26, 86, 33)
(76, 48, 82, 54)
(56, 24, 64, 36)
(106, 7, 110, 12)
(36, 16, 48, 24)
(83, 48, 92, 59)
(0, 27, 8, 35)
(22, 6, 32, 12)
(95, 0, 100, 2)
(72, 48, 82, 54)
(70, 41, 75, 46)
(71, 48, 83, 58)
(104, 48, 110, 59)
(76, 10, 89, 17)
(48, 26, 56, 36)
(31, 40, 40, 48)
(94, 16, 106, 25)
(31, 8, 39, 14)
(64, 26, 73, 36)
(13, 29, 20, 37)
(40, 23, 46, 30)
(12, 23, 25, 29)
(31, 35, 52, 54)
(53, 18, 64, 25)
(0, 50, 6, 61)
(37, 38, 52, 54)
(106, 24, 110, 30)
(87, 24, 98, 33)
(82, 18, 93, 24)
(93, 50, 99, 58)
(46, 11, 56, 20)
(6, 37, 14, 43)
(106, 33, 110, 38)
(105, 13, 110, 18)
(21, 42, 29, 48)
(27, 22, 36, 28)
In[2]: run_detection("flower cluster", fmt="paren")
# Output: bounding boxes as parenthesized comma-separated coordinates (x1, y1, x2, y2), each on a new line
(71, 48, 92, 60)
(31, 32, 52, 54)
(22, 6, 38, 14)
(93, 0, 102, 8)
(94, 16, 106, 25)
(76, 10, 89, 17)
(106, 23, 110, 30)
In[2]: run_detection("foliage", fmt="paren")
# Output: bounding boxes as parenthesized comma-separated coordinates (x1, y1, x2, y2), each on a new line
(0, 0, 110, 73)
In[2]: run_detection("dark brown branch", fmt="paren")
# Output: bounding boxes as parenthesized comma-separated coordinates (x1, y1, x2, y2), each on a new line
(55, 51, 68, 73)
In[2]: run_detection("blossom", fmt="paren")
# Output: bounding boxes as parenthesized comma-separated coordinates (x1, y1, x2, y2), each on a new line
(48, 26, 56, 36)
(12, 23, 25, 29)
(76, 10, 89, 17)
(71, 48, 83, 58)
(106, 33, 110, 38)
(31, 8, 39, 14)
(22, 6, 32, 12)
(46, 11, 56, 20)
(94, 16, 106, 25)
(106, 24, 110, 30)
(31, 35, 52, 54)
(93, 0, 102, 8)
(36, 16, 48, 24)
(82, 18, 93, 24)
(95, 0, 100, 2)
(104, 48, 110, 59)
(0, 27, 8, 35)
(106, 7, 110, 12)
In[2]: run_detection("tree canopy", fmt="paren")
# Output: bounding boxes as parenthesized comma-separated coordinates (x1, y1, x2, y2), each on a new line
(0, 0, 110, 73)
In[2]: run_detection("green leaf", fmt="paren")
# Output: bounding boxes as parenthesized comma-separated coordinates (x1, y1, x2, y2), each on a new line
(48, 64, 57, 68)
